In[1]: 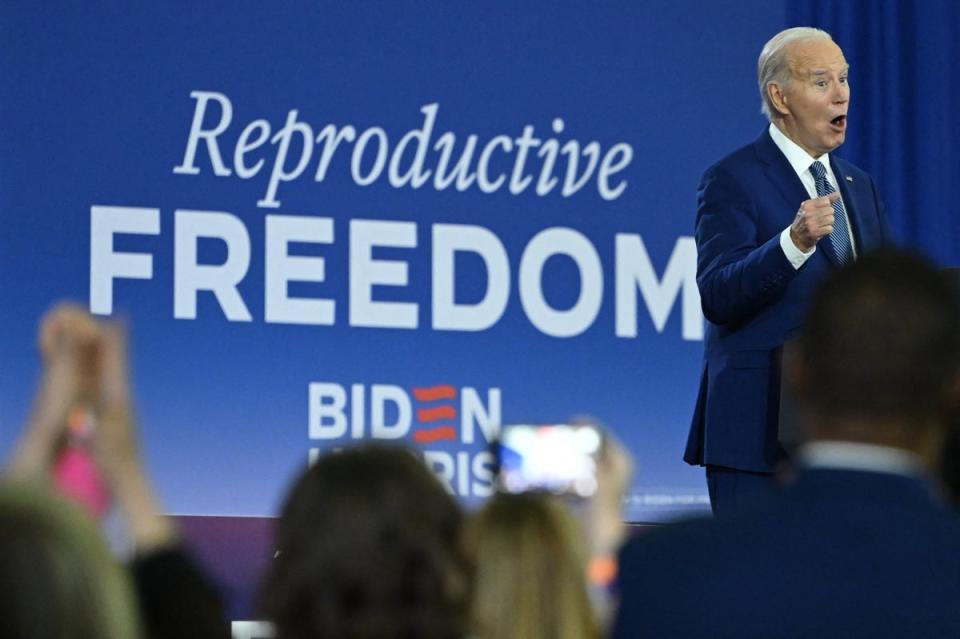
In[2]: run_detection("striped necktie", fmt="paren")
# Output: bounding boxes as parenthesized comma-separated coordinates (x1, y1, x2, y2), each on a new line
(809, 160, 854, 266)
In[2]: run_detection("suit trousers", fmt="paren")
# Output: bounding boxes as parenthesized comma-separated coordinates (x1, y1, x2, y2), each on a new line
(706, 465, 779, 518)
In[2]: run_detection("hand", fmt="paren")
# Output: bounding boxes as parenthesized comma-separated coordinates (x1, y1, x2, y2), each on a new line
(9, 303, 175, 550)
(9, 304, 102, 476)
(38, 303, 101, 361)
(566, 415, 634, 555)
(789, 192, 840, 252)
(589, 431, 633, 556)
(583, 424, 634, 627)
(39, 302, 103, 407)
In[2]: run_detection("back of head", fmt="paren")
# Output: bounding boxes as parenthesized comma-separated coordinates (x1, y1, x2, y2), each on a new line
(0, 482, 140, 639)
(940, 268, 960, 502)
(465, 492, 599, 639)
(795, 250, 960, 435)
(941, 411, 960, 506)
(262, 444, 470, 639)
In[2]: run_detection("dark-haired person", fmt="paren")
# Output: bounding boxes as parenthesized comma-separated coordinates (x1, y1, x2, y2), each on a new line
(261, 444, 472, 639)
(686, 27, 894, 516)
(940, 414, 960, 508)
(940, 271, 960, 507)
(615, 251, 960, 638)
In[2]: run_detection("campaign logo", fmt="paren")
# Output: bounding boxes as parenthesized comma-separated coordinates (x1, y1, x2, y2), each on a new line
(308, 382, 501, 498)
(410, 384, 459, 443)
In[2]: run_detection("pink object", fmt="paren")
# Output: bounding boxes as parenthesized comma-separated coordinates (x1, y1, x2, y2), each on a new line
(53, 446, 111, 517)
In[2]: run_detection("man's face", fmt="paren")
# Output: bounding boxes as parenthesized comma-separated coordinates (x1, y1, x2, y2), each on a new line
(779, 38, 850, 158)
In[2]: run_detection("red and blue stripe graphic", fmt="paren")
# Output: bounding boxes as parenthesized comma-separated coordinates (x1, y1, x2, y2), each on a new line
(411, 385, 458, 443)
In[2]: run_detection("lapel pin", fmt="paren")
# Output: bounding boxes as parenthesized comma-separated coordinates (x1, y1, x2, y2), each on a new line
(846, 176, 854, 182)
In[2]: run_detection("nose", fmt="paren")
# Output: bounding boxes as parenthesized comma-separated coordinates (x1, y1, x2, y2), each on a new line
(833, 80, 849, 104)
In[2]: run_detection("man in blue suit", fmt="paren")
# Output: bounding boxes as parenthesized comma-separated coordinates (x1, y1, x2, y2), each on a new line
(684, 27, 894, 515)
(616, 251, 960, 638)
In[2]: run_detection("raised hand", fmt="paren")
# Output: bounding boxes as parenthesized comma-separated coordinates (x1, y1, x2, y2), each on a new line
(790, 192, 840, 252)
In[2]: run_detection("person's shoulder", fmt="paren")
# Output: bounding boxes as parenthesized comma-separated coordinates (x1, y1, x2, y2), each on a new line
(910, 492, 960, 544)
(701, 131, 770, 180)
(618, 515, 719, 567)
(831, 154, 875, 182)
(619, 499, 793, 569)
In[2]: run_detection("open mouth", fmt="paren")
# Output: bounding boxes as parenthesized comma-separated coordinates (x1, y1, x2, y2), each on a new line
(830, 115, 847, 128)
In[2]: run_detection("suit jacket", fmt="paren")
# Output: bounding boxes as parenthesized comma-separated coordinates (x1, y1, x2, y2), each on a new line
(613, 469, 960, 639)
(684, 130, 894, 472)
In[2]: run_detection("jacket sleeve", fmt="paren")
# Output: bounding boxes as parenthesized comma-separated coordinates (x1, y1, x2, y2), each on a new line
(695, 164, 800, 326)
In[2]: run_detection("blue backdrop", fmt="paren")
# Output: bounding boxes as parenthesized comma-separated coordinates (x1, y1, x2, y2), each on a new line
(10, 2, 949, 526)
(788, 0, 960, 266)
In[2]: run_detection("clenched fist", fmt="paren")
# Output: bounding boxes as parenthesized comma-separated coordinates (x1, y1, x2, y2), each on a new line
(790, 192, 840, 252)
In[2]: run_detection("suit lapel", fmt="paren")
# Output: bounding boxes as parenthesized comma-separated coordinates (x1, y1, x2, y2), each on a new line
(754, 130, 811, 225)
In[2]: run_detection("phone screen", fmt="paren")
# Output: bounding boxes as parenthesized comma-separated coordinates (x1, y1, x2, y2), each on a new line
(494, 423, 602, 498)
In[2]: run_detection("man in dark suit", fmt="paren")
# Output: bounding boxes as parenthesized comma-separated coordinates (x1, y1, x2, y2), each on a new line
(685, 27, 894, 515)
(615, 251, 960, 638)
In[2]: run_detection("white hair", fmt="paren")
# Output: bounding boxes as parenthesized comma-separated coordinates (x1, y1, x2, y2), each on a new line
(758, 27, 833, 120)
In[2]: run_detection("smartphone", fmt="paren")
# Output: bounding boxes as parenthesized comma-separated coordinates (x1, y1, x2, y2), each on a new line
(494, 422, 603, 498)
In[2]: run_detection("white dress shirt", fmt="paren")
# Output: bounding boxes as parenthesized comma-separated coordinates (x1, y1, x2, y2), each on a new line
(798, 440, 925, 477)
(768, 123, 858, 269)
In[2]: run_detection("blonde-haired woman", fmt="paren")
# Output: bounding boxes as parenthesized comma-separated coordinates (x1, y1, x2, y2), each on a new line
(0, 481, 141, 639)
(465, 492, 600, 639)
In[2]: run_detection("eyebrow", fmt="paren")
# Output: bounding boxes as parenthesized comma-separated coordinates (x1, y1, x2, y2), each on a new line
(809, 67, 850, 77)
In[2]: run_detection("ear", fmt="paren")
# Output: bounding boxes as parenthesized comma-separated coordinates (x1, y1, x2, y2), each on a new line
(767, 82, 790, 117)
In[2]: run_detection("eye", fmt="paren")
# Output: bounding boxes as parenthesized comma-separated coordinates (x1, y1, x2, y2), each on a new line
(840, 76, 849, 84)
(816, 80, 828, 88)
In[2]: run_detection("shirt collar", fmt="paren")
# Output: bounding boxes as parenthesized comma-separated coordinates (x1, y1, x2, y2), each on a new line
(797, 440, 926, 478)
(768, 122, 830, 180)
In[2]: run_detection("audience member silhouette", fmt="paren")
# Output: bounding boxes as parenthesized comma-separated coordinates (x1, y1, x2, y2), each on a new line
(262, 444, 471, 639)
(614, 251, 960, 639)
(0, 481, 141, 639)
(466, 492, 600, 639)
